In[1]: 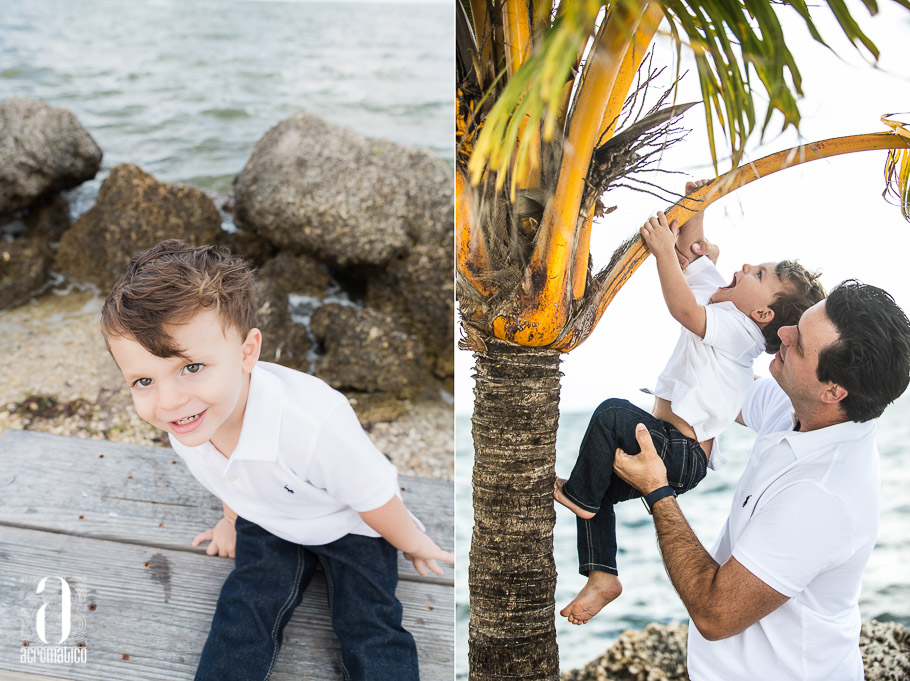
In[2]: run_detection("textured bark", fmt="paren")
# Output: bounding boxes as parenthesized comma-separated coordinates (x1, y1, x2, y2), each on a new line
(469, 341, 562, 680)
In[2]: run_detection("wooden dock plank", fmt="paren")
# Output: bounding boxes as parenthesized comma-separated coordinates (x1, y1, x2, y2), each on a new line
(0, 430, 454, 679)
(0, 526, 452, 680)
(0, 430, 453, 585)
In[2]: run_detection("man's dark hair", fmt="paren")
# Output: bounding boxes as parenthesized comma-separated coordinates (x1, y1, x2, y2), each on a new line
(762, 260, 826, 354)
(818, 280, 910, 422)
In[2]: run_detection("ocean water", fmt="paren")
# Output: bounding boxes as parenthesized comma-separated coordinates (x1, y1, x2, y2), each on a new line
(455, 391, 910, 677)
(0, 0, 452, 204)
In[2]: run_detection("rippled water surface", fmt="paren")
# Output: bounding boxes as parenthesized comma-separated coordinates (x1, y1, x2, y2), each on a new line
(0, 0, 452, 197)
(456, 393, 910, 677)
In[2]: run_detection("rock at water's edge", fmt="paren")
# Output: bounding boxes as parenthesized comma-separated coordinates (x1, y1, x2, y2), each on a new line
(0, 238, 53, 311)
(55, 164, 221, 290)
(233, 111, 451, 268)
(561, 620, 910, 681)
(254, 279, 311, 373)
(366, 234, 453, 379)
(0, 97, 102, 215)
(310, 303, 428, 399)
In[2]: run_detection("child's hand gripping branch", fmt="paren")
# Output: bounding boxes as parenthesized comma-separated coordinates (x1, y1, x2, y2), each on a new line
(641, 211, 708, 339)
(360, 496, 455, 577)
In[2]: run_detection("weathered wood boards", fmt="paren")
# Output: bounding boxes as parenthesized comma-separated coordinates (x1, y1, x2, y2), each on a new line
(0, 430, 454, 680)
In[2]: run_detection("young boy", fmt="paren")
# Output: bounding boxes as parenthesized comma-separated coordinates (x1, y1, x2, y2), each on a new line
(554, 181, 825, 625)
(100, 240, 453, 681)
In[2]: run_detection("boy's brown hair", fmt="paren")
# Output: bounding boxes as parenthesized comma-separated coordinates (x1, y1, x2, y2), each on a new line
(762, 260, 826, 354)
(101, 240, 257, 358)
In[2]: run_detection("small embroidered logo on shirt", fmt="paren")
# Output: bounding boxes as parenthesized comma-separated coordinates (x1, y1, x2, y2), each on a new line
(284, 485, 294, 494)
(742, 495, 752, 507)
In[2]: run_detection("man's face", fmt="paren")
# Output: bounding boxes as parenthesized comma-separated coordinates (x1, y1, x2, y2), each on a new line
(108, 309, 259, 449)
(770, 300, 840, 409)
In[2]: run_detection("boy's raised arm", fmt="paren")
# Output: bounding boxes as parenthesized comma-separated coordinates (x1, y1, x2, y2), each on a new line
(641, 211, 707, 339)
(359, 496, 455, 577)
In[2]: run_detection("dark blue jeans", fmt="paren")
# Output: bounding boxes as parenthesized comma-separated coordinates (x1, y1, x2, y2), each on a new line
(194, 517, 419, 681)
(563, 398, 707, 576)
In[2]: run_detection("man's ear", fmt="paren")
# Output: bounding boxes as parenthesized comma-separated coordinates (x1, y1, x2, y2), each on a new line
(750, 308, 775, 325)
(241, 328, 262, 371)
(821, 382, 848, 406)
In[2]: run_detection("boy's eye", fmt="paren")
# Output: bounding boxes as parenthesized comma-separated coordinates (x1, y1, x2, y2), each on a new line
(133, 378, 153, 388)
(758, 270, 763, 280)
(183, 363, 203, 374)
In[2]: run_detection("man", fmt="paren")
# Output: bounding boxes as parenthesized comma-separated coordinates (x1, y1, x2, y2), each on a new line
(614, 279, 910, 680)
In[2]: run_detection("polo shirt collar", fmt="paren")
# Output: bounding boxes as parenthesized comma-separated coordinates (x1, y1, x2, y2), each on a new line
(763, 414, 876, 459)
(229, 364, 282, 462)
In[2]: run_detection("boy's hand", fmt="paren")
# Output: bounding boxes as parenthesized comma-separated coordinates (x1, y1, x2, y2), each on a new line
(193, 515, 237, 558)
(403, 534, 455, 577)
(640, 211, 679, 262)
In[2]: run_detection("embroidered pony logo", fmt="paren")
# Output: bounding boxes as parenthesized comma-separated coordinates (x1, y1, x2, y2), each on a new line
(284, 485, 295, 494)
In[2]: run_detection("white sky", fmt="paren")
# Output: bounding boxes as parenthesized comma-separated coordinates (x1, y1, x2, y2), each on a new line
(455, 1, 910, 415)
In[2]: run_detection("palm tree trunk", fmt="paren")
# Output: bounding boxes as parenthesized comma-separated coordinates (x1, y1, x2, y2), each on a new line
(469, 341, 562, 681)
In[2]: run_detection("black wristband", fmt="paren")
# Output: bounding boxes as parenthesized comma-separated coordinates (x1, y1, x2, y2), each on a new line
(643, 485, 677, 515)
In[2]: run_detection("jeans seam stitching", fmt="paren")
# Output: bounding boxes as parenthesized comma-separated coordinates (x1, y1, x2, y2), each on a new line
(263, 545, 305, 681)
(320, 556, 351, 681)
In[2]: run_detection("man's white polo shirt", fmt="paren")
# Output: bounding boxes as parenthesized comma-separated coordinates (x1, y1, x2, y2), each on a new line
(169, 362, 403, 546)
(688, 378, 879, 681)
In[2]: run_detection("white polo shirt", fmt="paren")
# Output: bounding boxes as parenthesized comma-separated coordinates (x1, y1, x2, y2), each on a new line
(169, 362, 403, 546)
(652, 256, 766, 465)
(688, 378, 880, 681)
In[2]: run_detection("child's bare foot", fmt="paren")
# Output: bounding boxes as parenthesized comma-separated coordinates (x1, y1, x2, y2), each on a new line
(553, 477, 595, 519)
(560, 571, 623, 625)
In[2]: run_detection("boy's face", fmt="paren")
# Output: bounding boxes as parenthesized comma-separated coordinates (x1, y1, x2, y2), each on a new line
(710, 261, 785, 323)
(108, 309, 261, 450)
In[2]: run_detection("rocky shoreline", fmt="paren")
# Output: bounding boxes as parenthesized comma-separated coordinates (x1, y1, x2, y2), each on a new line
(0, 97, 453, 480)
(561, 620, 910, 681)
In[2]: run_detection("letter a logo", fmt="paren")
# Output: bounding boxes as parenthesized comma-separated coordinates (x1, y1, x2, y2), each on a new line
(35, 577, 71, 645)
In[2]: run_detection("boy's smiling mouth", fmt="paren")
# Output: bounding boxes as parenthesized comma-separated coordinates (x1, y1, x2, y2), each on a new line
(170, 409, 208, 433)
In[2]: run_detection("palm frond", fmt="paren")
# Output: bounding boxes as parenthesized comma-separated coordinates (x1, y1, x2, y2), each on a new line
(882, 113, 910, 222)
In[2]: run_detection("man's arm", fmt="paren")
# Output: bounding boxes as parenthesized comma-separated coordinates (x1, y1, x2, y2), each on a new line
(641, 212, 707, 338)
(614, 424, 788, 640)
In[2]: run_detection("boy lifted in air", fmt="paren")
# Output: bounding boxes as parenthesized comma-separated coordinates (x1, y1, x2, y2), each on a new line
(101, 240, 453, 681)
(554, 181, 825, 625)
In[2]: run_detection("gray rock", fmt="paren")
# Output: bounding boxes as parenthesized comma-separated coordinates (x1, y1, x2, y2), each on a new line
(561, 622, 688, 681)
(24, 193, 71, 241)
(54, 164, 221, 290)
(0, 97, 102, 215)
(310, 303, 427, 399)
(0, 237, 53, 311)
(561, 620, 910, 681)
(254, 278, 312, 373)
(258, 252, 331, 298)
(233, 111, 451, 268)
(214, 228, 275, 269)
(861, 620, 910, 681)
(366, 233, 453, 379)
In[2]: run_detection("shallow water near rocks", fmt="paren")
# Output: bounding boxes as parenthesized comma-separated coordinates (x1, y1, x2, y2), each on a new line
(0, 0, 452, 204)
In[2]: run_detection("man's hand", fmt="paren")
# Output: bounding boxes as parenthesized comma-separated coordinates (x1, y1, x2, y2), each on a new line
(690, 239, 720, 264)
(402, 534, 455, 577)
(193, 515, 237, 558)
(613, 424, 670, 496)
(640, 212, 679, 262)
